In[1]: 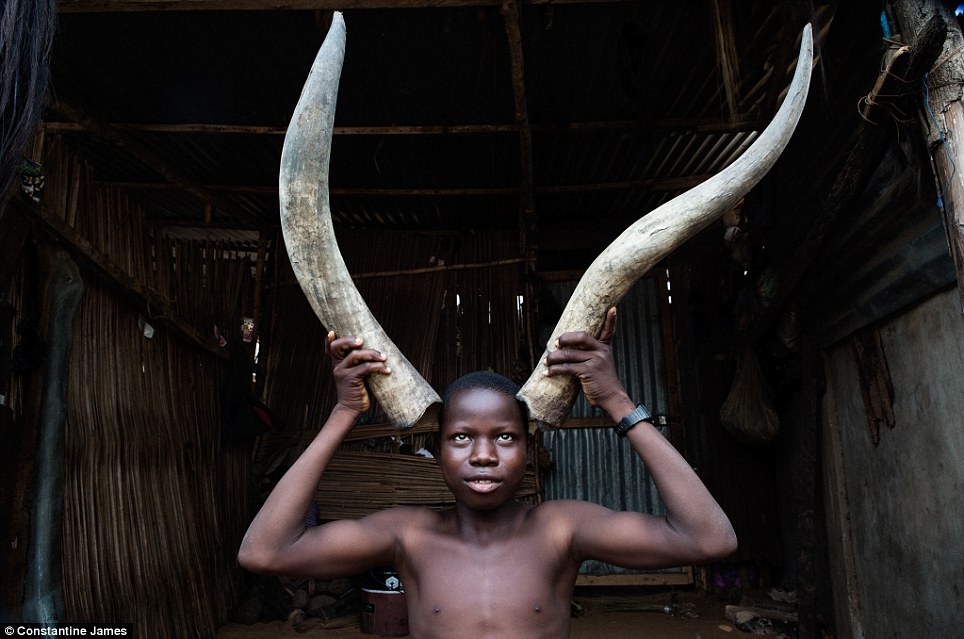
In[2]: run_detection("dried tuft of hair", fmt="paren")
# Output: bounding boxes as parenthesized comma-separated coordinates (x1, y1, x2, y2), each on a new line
(0, 0, 56, 217)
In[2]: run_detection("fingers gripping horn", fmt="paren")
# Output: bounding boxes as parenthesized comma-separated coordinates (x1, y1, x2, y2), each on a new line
(518, 24, 814, 430)
(279, 13, 441, 429)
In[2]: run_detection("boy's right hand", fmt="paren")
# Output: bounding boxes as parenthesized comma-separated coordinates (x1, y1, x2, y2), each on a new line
(326, 331, 391, 415)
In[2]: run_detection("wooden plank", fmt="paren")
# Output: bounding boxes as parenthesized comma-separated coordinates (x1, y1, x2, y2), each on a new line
(95, 173, 711, 198)
(821, 363, 862, 639)
(44, 115, 766, 136)
(58, 0, 638, 13)
(351, 257, 527, 280)
(576, 567, 693, 587)
(554, 416, 612, 429)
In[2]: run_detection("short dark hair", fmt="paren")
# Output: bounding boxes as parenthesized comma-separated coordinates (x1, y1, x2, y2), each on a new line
(438, 371, 528, 432)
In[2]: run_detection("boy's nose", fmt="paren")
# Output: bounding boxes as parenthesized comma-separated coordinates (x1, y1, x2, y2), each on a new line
(469, 441, 497, 465)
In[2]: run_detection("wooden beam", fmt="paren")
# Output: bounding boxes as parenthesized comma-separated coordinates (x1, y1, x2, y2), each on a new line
(501, 0, 536, 257)
(711, 0, 741, 116)
(96, 173, 712, 197)
(893, 4, 964, 313)
(351, 257, 527, 279)
(57, 0, 638, 13)
(43, 115, 766, 137)
(540, 174, 712, 194)
(23, 200, 229, 360)
(575, 567, 693, 587)
(48, 100, 265, 229)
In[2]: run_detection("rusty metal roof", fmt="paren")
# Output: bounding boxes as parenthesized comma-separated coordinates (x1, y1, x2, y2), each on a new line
(45, 1, 840, 269)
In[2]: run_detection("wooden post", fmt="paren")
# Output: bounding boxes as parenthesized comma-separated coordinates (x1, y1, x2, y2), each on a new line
(893, 1, 964, 313)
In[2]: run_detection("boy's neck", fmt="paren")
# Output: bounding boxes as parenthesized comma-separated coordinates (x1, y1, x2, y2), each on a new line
(450, 499, 529, 545)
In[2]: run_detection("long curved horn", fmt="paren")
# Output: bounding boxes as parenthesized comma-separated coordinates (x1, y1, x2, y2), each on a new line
(279, 12, 440, 429)
(518, 24, 814, 429)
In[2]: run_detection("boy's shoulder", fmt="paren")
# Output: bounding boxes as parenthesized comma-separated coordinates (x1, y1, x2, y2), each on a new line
(529, 498, 610, 521)
(527, 498, 619, 536)
(366, 504, 442, 528)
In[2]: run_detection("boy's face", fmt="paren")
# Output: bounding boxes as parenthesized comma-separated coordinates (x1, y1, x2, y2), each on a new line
(439, 388, 528, 511)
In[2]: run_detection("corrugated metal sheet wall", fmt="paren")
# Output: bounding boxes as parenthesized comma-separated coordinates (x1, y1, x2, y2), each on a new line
(540, 277, 678, 575)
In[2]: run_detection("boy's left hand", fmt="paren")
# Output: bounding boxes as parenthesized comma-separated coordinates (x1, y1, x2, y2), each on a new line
(544, 307, 630, 412)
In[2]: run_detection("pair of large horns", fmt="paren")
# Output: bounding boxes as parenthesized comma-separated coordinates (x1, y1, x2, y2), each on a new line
(280, 12, 813, 430)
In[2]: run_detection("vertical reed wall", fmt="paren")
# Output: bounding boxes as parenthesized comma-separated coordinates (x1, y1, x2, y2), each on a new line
(18, 136, 255, 637)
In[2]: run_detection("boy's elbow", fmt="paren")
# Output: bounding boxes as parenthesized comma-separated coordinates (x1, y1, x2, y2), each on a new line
(716, 526, 739, 558)
(237, 541, 277, 574)
(700, 521, 738, 562)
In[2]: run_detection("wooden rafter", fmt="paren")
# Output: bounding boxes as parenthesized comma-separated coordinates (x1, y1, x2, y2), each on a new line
(43, 115, 766, 137)
(58, 0, 638, 13)
(95, 174, 713, 197)
(500, 0, 536, 249)
(49, 100, 264, 229)
(711, 0, 741, 116)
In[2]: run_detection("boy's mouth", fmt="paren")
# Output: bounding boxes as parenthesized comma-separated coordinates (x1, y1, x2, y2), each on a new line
(465, 478, 501, 493)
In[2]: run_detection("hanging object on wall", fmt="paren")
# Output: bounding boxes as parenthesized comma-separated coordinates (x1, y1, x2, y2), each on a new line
(137, 315, 154, 339)
(241, 317, 255, 343)
(720, 347, 780, 444)
(19, 157, 45, 203)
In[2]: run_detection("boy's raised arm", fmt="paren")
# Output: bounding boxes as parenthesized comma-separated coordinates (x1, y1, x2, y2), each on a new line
(543, 307, 737, 570)
(237, 332, 399, 578)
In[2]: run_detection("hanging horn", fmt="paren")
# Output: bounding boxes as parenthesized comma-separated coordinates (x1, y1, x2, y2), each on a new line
(279, 12, 440, 429)
(518, 24, 814, 430)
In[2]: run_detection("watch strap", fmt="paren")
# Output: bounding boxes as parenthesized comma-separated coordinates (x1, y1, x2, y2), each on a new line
(615, 404, 652, 437)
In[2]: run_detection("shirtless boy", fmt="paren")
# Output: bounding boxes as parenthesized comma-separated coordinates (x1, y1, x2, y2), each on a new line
(239, 308, 737, 638)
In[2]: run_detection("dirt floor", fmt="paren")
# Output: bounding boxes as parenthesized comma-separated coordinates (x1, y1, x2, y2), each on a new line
(217, 589, 750, 639)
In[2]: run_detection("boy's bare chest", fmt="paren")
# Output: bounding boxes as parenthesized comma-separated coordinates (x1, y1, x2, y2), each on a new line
(396, 528, 578, 638)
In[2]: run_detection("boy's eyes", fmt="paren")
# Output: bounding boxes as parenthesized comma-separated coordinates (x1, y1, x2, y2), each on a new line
(450, 433, 518, 442)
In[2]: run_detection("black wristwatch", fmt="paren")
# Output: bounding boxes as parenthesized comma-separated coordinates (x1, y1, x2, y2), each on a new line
(614, 404, 653, 437)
